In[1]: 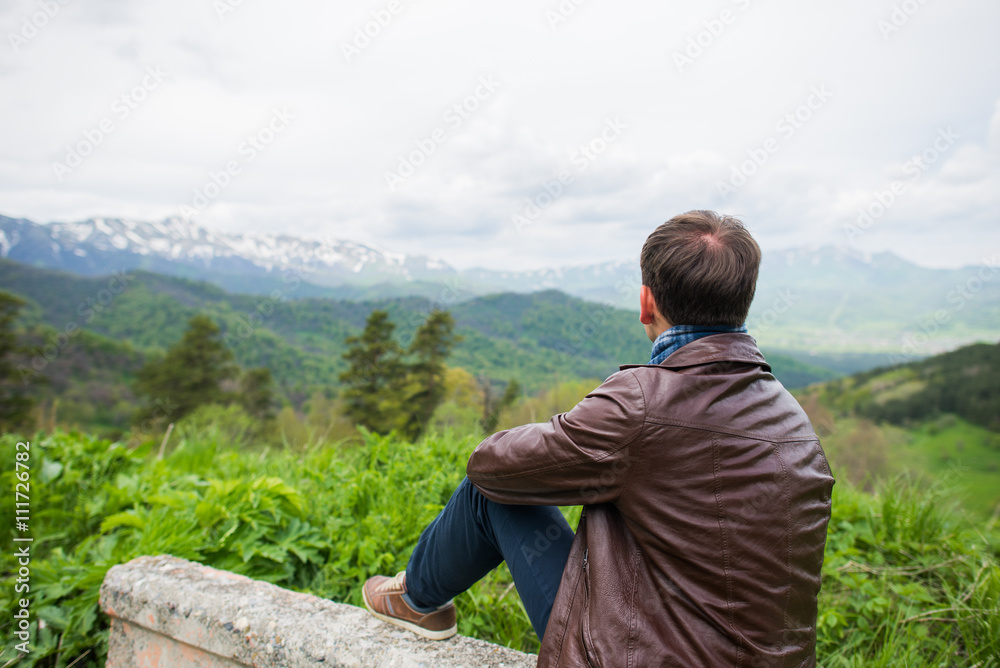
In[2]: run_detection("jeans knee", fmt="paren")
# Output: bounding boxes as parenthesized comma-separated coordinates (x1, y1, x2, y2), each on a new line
(459, 477, 494, 521)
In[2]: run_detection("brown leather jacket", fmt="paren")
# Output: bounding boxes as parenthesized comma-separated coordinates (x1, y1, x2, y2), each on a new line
(467, 333, 834, 667)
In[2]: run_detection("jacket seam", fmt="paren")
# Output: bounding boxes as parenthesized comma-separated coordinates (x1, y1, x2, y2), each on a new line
(643, 417, 817, 443)
(626, 543, 640, 668)
(548, 525, 585, 668)
(618, 356, 768, 371)
(713, 436, 745, 667)
(773, 443, 793, 668)
(614, 369, 647, 504)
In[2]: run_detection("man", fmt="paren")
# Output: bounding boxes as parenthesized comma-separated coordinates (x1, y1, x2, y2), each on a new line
(362, 210, 835, 666)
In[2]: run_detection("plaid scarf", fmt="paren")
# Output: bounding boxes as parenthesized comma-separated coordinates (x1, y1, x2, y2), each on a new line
(649, 324, 748, 365)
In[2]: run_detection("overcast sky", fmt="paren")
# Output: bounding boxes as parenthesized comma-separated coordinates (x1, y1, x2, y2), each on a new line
(1, 0, 998, 271)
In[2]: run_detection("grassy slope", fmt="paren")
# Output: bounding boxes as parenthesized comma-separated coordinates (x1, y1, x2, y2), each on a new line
(896, 418, 1000, 518)
(796, 341, 1000, 521)
(808, 412, 1000, 520)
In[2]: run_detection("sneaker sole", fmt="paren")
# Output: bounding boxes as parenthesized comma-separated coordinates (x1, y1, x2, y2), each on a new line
(362, 586, 457, 641)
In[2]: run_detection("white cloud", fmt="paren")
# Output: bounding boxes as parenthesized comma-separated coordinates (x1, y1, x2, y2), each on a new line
(0, 0, 998, 270)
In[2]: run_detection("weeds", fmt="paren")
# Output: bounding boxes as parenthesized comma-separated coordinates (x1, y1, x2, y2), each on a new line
(1, 431, 997, 666)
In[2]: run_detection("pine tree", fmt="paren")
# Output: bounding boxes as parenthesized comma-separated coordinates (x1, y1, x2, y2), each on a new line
(134, 314, 237, 426)
(339, 310, 404, 434)
(400, 310, 460, 440)
(339, 309, 460, 439)
(239, 367, 275, 420)
(480, 377, 521, 434)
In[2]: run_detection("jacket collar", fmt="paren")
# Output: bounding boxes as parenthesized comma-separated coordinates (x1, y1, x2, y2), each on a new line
(620, 332, 771, 372)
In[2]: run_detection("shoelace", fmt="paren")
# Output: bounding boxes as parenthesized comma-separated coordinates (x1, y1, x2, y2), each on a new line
(375, 571, 406, 593)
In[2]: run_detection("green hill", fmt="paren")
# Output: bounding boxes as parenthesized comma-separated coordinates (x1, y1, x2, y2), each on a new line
(809, 341, 1000, 431)
(0, 259, 650, 391)
(0, 260, 839, 421)
(796, 341, 1000, 518)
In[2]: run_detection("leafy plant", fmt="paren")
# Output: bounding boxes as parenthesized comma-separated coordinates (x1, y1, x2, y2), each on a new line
(1, 431, 997, 667)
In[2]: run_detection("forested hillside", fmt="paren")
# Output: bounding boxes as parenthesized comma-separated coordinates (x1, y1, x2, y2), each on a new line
(1, 259, 837, 435)
(0, 258, 646, 387)
(846, 343, 998, 430)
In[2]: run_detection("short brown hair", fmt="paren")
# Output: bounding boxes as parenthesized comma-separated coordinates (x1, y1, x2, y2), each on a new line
(640, 210, 760, 327)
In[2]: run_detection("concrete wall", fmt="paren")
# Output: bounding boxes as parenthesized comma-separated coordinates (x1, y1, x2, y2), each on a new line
(99, 555, 536, 668)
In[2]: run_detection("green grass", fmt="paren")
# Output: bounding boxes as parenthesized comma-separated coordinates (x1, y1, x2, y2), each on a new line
(818, 476, 1000, 666)
(813, 411, 1000, 521)
(1, 424, 998, 666)
(900, 417, 1000, 519)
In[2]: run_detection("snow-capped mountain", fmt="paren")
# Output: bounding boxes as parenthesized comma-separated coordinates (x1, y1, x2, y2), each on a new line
(0, 215, 458, 287)
(2, 213, 993, 321)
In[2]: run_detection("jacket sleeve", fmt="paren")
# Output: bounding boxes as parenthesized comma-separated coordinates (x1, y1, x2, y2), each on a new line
(466, 369, 645, 506)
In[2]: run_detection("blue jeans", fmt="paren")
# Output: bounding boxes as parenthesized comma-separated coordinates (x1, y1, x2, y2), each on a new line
(405, 478, 575, 640)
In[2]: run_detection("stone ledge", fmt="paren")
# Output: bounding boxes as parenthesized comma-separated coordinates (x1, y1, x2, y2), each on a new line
(99, 554, 536, 668)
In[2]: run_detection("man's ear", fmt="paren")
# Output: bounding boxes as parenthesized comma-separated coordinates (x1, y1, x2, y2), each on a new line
(639, 285, 658, 325)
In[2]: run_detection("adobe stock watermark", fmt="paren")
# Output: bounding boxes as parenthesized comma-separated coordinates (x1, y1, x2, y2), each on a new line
(384, 76, 501, 191)
(887, 253, 999, 368)
(51, 66, 168, 182)
(878, 0, 931, 40)
(545, 0, 587, 32)
(396, 277, 472, 349)
(716, 85, 833, 198)
(843, 126, 958, 245)
(746, 288, 797, 338)
(341, 0, 405, 63)
(512, 116, 628, 234)
(179, 107, 294, 220)
(214, 0, 247, 20)
(7, 0, 72, 54)
(520, 520, 573, 565)
(554, 274, 643, 358)
(578, 444, 634, 505)
(222, 271, 302, 348)
(222, 246, 333, 347)
(17, 270, 135, 384)
(673, 0, 754, 73)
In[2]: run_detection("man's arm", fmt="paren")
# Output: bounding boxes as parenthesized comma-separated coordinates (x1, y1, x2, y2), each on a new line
(466, 369, 645, 506)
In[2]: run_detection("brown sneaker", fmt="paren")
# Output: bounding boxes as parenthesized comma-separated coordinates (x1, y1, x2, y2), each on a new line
(362, 571, 457, 640)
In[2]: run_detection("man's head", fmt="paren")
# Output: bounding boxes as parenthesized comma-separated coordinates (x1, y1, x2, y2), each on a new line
(639, 210, 760, 338)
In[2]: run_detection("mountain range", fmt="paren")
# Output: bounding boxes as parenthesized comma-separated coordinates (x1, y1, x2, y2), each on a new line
(0, 214, 455, 289)
(2, 213, 998, 356)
